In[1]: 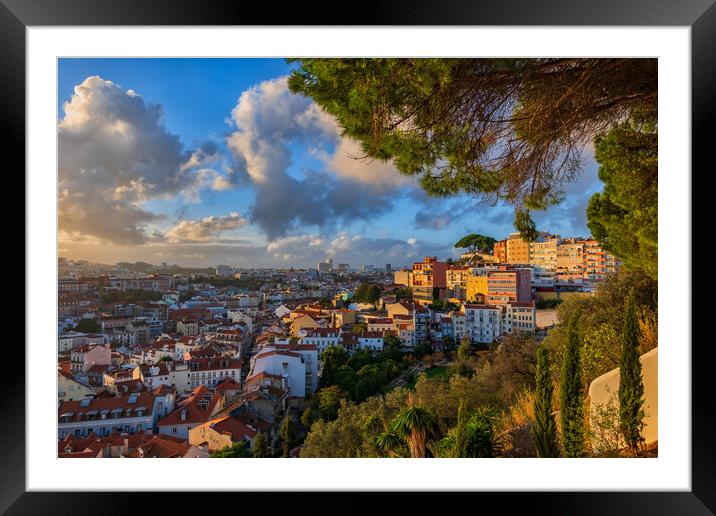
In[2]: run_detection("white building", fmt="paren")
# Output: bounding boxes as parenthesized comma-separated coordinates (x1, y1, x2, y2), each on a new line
(274, 304, 292, 319)
(358, 332, 385, 352)
(58, 332, 108, 353)
(300, 328, 342, 359)
(58, 393, 155, 439)
(463, 304, 502, 344)
(454, 301, 536, 344)
(250, 345, 318, 398)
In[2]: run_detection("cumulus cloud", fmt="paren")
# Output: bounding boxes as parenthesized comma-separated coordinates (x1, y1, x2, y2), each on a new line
(531, 154, 602, 236)
(226, 76, 409, 240)
(58, 76, 232, 245)
(413, 200, 476, 231)
(165, 212, 247, 242)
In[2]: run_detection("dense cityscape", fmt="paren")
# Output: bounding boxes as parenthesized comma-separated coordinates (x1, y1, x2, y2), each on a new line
(57, 230, 623, 458)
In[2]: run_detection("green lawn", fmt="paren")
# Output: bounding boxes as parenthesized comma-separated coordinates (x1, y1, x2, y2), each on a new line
(406, 365, 452, 389)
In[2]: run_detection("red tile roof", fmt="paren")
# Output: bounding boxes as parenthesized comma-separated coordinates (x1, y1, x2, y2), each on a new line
(58, 392, 155, 423)
(198, 415, 258, 442)
(157, 385, 221, 427)
(125, 435, 192, 458)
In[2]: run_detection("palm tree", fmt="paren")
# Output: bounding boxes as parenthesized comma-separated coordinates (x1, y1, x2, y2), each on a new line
(373, 429, 407, 458)
(437, 405, 506, 458)
(391, 394, 436, 458)
(363, 415, 407, 458)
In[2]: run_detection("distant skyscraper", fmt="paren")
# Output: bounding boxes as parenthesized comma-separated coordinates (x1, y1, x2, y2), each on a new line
(385, 264, 392, 272)
(317, 258, 333, 274)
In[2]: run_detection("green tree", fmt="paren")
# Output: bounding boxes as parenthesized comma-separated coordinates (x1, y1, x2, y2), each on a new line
(618, 290, 646, 456)
(446, 398, 468, 457)
(442, 335, 455, 351)
(559, 314, 586, 457)
(395, 286, 413, 302)
(279, 416, 297, 457)
(454, 233, 497, 254)
(318, 385, 347, 421)
(288, 58, 656, 238)
(210, 441, 251, 458)
(542, 268, 657, 388)
(457, 334, 472, 361)
(252, 432, 272, 458)
(353, 283, 381, 304)
(300, 389, 409, 458)
(352, 322, 368, 336)
(75, 318, 99, 333)
(382, 334, 403, 361)
(319, 345, 349, 388)
(390, 395, 436, 458)
(532, 347, 560, 457)
(587, 117, 657, 280)
(300, 407, 317, 429)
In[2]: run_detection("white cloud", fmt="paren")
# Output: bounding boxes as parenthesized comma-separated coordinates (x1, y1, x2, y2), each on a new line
(225, 76, 409, 240)
(58, 76, 231, 245)
(165, 212, 247, 242)
(264, 232, 454, 267)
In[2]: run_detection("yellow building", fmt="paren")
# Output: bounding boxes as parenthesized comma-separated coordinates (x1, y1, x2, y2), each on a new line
(386, 301, 412, 320)
(58, 369, 94, 403)
(290, 313, 323, 336)
(506, 233, 531, 264)
(393, 270, 412, 287)
(446, 267, 470, 300)
(331, 309, 356, 328)
(466, 274, 489, 302)
(189, 415, 259, 452)
(530, 237, 560, 270)
(556, 241, 585, 282)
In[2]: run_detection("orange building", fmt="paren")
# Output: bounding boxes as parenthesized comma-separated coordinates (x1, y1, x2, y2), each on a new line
(506, 233, 531, 264)
(411, 256, 448, 305)
(556, 240, 585, 283)
(493, 240, 508, 263)
(486, 267, 532, 305)
(467, 266, 531, 305)
(582, 240, 620, 281)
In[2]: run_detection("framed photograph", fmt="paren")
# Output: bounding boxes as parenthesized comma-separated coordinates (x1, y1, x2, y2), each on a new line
(6, 0, 710, 511)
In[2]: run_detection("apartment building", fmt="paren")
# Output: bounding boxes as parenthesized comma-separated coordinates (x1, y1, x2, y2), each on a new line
(556, 240, 585, 284)
(493, 239, 508, 263)
(453, 301, 536, 344)
(411, 256, 448, 305)
(466, 266, 531, 305)
(582, 239, 620, 281)
(58, 392, 156, 440)
(530, 236, 560, 270)
(446, 266, 471, 300)
(393, 269, 412, 287)
(506, 233, 531, 264)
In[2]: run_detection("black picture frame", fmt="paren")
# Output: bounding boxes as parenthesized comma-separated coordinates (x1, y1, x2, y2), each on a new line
(5, 0, 710, 512)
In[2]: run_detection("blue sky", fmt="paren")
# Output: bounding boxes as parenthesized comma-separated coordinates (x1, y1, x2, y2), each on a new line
(57, 58, 601, 268)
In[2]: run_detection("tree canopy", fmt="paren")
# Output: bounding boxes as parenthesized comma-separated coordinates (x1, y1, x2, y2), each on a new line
(288, 58, 657, 236)
(587, 116, 657, 280)
(352, 282, 381, 304)
(454, 233, 497, 254)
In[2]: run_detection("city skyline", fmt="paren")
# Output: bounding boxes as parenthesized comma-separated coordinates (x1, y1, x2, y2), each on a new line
(58, 58, 600, 269)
